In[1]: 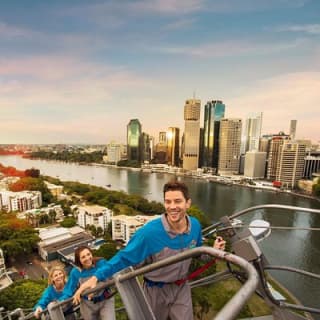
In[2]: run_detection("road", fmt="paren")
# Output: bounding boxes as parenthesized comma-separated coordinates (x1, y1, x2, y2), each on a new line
(9, 254, 48, 280)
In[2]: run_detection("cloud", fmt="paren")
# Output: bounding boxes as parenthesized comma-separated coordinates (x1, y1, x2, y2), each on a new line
(163, 18, 197, 30)
(128, 0, 204, 15)
(0, 21, 39, 38)
(227, 72, 320, 142)
(204, 0, 309, 13)
(274, 24, 320, 35)
(61, 0, 309, 22)
(152, 38, 306, 58)
(0, 54, 154, 122)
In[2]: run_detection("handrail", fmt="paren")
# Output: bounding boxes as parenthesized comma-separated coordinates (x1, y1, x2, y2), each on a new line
(203, 204, 320, 236)
(16, 204, 320, 320)
(42, 246, 259, 320)
(229, 204, 320, 220)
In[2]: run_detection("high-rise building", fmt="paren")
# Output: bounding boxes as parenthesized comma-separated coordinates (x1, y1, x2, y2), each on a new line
(198, 128, 204, 169)
(289, 120, 297, 140)
(154, 131, 168, 163)
(276, 141, 306, 188)
(218, 118, 242, 175)
(159, 131, 167, 144)
(183, 98, 201, 170)
(127, 119, 142, 162)
(106, 142, 125, 164)
(140, 132, 151, 163)
(304, 152, 320, 179)
(149, 136, 155, 160)
(202, 100, 225, 171)
(244, 151, 267, 178)
(167, 127, 180, 167)
(77, 205, 113, 232)
(241, 112, 263, 154)
(259, 135, 272, 153)
(266, 133, 290, 181)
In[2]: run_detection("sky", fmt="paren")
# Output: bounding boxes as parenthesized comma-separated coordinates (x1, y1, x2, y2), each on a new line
(0, 0, 319, 144)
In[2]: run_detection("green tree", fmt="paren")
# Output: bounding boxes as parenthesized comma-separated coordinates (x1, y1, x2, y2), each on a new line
(48, 209, 57, 223)
(8, 176, 54, 205)
(60, 216, 76, 228)
(0, 279, 47, 311)
(0, 214, 39, 259)
(25, 168, 40, 178)
(312, 178, 320, 197)
(94, 242, 118, 260)
(193, 290, 211, 320)
(96, 226, 104, 238)
(187, 205, 210, 228)
(57, 199, 72, 216)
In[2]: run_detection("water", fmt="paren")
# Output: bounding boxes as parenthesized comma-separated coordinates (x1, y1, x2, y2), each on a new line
(1, 155, 320, 315)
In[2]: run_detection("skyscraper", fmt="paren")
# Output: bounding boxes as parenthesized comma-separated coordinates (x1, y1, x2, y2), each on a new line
(241, 112, 263, 154)
(218, 118, 242, 175)
(127, 119, 141, 162)
(266, 133, 290, 181)
(167, 127, 180, 167)
(154, 131, 168, 163)
(244, 151, 267, 179)
(202, 100, 225, 171)
(140, 132, 151, 163)
(276, 141, 306, 188)
(289, 120, 297, 140)
(183, 98, 201, 170)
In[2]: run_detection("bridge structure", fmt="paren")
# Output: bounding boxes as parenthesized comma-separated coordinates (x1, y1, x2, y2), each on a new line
(1, 205, 320, 320)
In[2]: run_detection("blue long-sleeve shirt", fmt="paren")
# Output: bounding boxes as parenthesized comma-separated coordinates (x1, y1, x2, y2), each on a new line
(34, 285, 64, 310)
(60, 259, 108, 300)
(95, 214, 202, 282)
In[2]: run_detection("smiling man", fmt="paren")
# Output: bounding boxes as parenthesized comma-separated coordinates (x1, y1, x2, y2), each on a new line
(74, 181, 225, 320)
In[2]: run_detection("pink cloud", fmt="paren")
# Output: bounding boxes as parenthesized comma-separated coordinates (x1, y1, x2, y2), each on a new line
(227, 72, 320, 142)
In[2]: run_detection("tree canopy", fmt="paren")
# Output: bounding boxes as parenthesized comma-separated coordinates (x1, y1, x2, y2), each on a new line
(60, 216, 77, 228)
(187, 205, 210, 228)
(0, 212, 39, 259)
(93, 242, 118, 260)
(312, 178, 320, 197)
(0, 279, 47, 311)
(8, 176, 54, 205)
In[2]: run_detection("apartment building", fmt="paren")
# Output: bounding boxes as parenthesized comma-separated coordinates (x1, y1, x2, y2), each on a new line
(0, 190, 42, 212)
(44, 181, 64, 198)
(112, 214, 159, 244)
(276, 141, 307, 188)
(77, 205, 113, 231)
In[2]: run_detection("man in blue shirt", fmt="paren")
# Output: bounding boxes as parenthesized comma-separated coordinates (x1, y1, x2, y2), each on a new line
(73, 181, 225, 320)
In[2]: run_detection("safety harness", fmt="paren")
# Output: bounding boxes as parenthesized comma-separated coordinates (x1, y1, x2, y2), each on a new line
(144, 258, 217, 288)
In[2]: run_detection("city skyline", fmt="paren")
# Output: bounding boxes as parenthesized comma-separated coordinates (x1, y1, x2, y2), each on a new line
(0, 0, 319, 144)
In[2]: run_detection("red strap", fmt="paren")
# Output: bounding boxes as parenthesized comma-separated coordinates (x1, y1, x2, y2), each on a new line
(175, 258, 217, 285)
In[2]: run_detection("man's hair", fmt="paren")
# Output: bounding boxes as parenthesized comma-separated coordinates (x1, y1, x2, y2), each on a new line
(163, 180, 190, 200)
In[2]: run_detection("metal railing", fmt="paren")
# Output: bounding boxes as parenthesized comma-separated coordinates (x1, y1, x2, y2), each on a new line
(4, 204, 320, 320)
(16, 246, 259, 320)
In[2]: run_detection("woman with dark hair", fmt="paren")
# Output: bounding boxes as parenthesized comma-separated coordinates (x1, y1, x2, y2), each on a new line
(61, 246, 115, 320)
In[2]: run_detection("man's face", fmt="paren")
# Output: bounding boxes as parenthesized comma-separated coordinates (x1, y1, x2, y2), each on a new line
(164, 190, 191, 225)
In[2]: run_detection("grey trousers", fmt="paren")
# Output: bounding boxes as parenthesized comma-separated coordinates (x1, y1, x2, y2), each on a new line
(143, 282, 193, 320)
(80, 296, 115, 320)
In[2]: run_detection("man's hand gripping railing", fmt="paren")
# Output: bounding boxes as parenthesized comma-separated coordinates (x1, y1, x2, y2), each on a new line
(79, 246, 259, 320)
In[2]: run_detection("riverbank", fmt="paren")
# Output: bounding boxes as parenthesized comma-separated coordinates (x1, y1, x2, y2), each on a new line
(5, 155, 320, 203)
(90, 161, 320, 203)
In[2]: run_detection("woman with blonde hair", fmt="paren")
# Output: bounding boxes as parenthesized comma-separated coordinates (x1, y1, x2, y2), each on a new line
(34, 265, 74, 319)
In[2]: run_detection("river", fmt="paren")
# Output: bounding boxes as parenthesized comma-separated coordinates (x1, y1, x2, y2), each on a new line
(1, 155, 320, 316)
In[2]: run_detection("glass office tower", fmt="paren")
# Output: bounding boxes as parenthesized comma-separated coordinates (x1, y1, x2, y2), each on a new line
(202, 100, 225, 170)
(127, 119, 142, 162)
